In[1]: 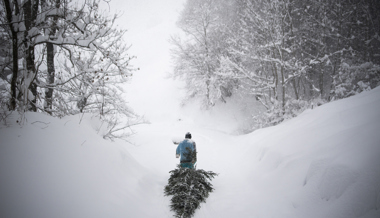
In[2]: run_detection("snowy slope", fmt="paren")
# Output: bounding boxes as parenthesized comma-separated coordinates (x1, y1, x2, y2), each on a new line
(1, 87, 380, 218)
(194, 87, 380, 218)
(0, 114, 171, 217)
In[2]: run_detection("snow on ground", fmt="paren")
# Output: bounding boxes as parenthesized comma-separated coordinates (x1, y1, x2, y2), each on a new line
(0, 113, 169, 217)
(1, 87, 380, 218)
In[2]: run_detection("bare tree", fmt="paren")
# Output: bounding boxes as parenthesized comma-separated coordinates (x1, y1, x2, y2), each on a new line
(171, 0, 237, 107)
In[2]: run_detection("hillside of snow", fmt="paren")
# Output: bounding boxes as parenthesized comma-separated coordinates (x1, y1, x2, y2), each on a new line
(1, 87, 380, 218)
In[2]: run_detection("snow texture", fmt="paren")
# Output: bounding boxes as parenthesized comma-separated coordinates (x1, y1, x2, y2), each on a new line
(1, 87, 380, 218)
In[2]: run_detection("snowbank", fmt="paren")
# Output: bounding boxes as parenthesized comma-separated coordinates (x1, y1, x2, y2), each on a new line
(1, 87, 380, 218)
(198, 87, 380, 218)
(0, 113, 171, 218)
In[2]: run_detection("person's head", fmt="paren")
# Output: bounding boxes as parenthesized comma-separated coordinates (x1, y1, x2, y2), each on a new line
(185, 132, 192, 139)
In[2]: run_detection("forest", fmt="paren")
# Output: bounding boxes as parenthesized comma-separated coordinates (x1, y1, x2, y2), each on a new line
(171, 0, 380, 130)
(1, 0, 380, 136)
(0, 0, 141, 140)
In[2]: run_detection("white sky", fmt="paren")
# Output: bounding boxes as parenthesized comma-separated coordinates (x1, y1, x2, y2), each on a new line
(101, 0, 187, 122)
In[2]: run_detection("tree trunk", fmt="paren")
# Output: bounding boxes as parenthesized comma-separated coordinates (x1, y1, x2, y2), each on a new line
(23, 0, 40, 112)
(25, 46, 38, 112)
(292, 77, 299, 100)
(44, 0, 61, 114)
(10, 34, 19, 110)
(271, 49, 278, 102)
(280, 64, 285, 113)
(3, 0, 20, 110)
(319, 66, 324, 97)
(45, 42, 55, 114)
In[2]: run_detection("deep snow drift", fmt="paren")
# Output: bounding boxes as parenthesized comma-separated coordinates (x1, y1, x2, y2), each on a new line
(1, 87, 380, 218)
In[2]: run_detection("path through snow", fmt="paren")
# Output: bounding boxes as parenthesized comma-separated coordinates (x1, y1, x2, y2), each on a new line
(1, 88, 380, 218)
(126, 87, 380, 218)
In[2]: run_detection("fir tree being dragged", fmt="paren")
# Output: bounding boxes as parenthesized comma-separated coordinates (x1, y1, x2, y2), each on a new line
(164, 165, 218, 218)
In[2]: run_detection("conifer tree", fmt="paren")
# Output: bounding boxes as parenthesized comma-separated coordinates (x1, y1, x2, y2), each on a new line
(164, 161, 217, 218)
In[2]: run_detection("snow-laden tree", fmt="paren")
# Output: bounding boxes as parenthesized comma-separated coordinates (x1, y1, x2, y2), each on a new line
(222, 0, 306, 125)
(327, 0, 380, 100)
(1, 0, 22, 110)
(171, 0, 238, 107)
(0, 0, 140, 140)
(1, 0, 134, 112)
(173, 0, 380, 131)
(53, 23, 140, 140)
(229, 0, 379, 128)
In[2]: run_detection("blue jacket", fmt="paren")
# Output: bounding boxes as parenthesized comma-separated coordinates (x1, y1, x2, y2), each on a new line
(176, 139, 196, 163)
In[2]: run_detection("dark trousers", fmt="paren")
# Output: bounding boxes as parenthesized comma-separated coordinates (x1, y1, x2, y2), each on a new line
(180, 162, 194, 169)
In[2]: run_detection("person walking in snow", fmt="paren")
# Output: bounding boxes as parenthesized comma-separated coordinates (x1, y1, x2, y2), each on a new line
(176, 132, 197, 169)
